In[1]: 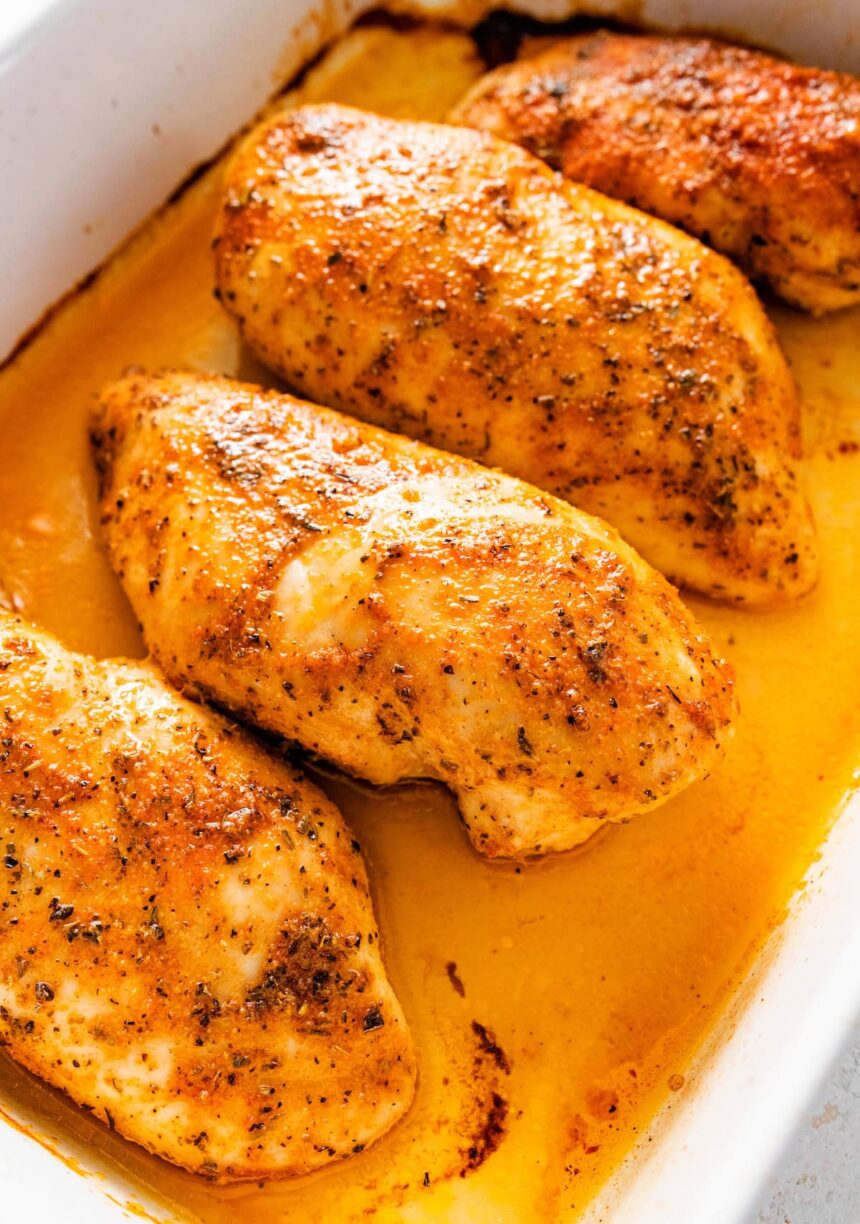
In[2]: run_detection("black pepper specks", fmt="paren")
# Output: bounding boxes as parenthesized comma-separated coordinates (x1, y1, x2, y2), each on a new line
(362, 1006, 384, 1032)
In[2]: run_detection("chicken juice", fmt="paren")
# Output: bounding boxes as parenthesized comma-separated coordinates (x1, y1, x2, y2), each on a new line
(0, 21, 858, 1223)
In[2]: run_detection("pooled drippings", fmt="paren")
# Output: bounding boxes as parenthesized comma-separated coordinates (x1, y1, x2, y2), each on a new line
(0, 22, 857, 1223)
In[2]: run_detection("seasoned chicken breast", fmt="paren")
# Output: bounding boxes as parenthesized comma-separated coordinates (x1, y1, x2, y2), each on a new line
(0, 609, 415, 1181)
(453, 30, 860, 314)
(92, 371, 734, 859)
(213, 103, 818, 607)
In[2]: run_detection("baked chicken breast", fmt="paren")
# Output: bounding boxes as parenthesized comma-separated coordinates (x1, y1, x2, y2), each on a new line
(93, 371, 735, 860)
(453, 30, 860, 314)
(213, 103, 818, 607)
(0, 609, 415, 1180)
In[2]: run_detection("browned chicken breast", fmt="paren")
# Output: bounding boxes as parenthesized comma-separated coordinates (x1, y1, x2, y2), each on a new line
(0, 609, 415, 1180)
(453, 30, 860, 314)
(92, 371, 734, 860)
(213, 103, 818, 607)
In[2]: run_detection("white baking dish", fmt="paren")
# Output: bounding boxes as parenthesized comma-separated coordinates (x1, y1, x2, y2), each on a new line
(1, 1, 858, 1220)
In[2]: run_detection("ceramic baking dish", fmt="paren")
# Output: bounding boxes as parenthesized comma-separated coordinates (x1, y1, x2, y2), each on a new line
(0, 1, 859, 1220)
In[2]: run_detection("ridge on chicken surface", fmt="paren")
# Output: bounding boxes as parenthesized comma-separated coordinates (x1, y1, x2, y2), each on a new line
(93, 370, 735, 860)
(452, 30, 860, 314)
(212, 103, 818, 607)
(0, 609, 415, 1181)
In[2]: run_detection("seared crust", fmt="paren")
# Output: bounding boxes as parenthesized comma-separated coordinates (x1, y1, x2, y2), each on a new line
(0, 611, 415, 1180)
(453, 30, 860, 313)
(93, 370, 735, 859)
(213, 102, 818, 607)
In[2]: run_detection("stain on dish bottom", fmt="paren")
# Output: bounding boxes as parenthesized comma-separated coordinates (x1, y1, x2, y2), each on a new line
(0, 19, 858, 1223)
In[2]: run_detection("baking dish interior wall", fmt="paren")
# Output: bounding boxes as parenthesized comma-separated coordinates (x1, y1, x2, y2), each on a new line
(0, 3, 858, 1224)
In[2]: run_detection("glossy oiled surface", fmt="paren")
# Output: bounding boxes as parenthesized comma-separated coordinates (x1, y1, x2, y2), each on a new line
(0, 24, 858, 1223)
(215, 101, 817, 607)
(454, 30, 860, 314)
(94, 370, 733, 859)
(0, 612, 415, 1181)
